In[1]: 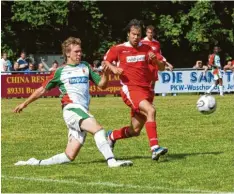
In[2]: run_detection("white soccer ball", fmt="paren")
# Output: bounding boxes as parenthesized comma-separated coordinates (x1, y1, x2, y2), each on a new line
(196, 95, 217, 114)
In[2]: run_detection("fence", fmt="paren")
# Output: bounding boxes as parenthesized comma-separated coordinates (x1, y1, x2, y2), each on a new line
(1, 72, 121, 98)
(155, 69, 234, 93)
(1, 69, 234, 98)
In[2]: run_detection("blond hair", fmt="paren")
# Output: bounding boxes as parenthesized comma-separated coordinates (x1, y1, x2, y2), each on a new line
(146, 25, 155, 32)
(62, 37, 81, 61)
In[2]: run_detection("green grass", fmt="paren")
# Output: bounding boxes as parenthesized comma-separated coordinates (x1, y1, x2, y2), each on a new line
(2, 95, 234, 193)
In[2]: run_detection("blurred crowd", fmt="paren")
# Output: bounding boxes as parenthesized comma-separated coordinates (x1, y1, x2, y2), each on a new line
(1, 50, 233, 76)
(0, 51, 61, 74)
(193, 57, 234, 72)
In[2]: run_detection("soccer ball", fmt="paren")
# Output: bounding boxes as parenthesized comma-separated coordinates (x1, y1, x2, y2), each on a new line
(196, 95, 216, 114)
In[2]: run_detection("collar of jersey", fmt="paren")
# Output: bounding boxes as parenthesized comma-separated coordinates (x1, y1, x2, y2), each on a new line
(67, 63, 80, 67)
(125, 41, 142, 47)
(143, 37, 158, 42)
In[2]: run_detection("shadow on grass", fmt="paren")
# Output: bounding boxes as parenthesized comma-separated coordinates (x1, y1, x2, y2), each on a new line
(115, 151, 223, 163)
(73, 151, 223, 165)
(160, 151, 223, 163)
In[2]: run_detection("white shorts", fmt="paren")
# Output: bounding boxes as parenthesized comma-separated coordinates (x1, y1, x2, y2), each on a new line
(213, 69, 223, 81)
(63, 104, 94, 145)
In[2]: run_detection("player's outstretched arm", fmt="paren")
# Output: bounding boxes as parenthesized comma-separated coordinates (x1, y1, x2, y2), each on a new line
(97, 70, 109, 89)
(13, 86, 47, 113)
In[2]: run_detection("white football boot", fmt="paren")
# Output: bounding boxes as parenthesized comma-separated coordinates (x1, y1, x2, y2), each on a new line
(108, 160, 133, 168)
(15, 158, 40, 166)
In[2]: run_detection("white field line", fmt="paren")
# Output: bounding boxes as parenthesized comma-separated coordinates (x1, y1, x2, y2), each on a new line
(1, 175, 218, 193)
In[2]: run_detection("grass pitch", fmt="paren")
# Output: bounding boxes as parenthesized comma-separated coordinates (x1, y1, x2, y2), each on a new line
(1, 95, 234, 193)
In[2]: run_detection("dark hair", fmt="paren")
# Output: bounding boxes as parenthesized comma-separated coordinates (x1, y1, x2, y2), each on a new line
(93, 60, 101, 67)
(125, 19, 142, 33)
(53, 60, 59, 65)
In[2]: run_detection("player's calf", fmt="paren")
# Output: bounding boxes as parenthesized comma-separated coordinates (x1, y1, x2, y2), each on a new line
(107, 130, 116, 151)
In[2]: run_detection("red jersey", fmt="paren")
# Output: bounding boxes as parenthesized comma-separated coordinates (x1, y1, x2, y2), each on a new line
(141, 37, 161, 54)
(104, 42, 163, 89)
(141, 37, 164, 82)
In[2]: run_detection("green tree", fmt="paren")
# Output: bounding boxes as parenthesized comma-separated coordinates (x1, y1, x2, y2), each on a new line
(2, 1, 233, 66)
(157, 1, 234, 51)
(1, 1, 69, 59)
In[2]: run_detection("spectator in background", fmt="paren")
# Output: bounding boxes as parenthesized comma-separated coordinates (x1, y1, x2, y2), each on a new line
(0, 52, 8, 72)
(24, 62, 35, 74)
(38, 63, 46, 73)
(92, 60, 103, 73)
(17, 51, 28, 71)
(224, 60, 234, 72)
(193, 60, 206, 69)
(49, 60, 59, 72)
(12, 62, 20, 73)
(6, 60, 12, 71)
(61, 61, 66, 67)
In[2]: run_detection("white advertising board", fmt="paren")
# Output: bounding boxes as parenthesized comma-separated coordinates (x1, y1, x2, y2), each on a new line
(155, 70, 234, 93)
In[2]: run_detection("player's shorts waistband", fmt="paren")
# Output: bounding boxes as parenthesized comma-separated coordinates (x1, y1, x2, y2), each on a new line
(62, 103, 88, 112)
(122, 85, 151, 91)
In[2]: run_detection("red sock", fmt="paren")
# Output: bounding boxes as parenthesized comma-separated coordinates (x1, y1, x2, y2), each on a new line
(110, 126, 131, 141)
(145, 121, 159, 150)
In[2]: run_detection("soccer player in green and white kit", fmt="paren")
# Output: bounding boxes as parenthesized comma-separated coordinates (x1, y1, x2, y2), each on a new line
(13, 37, 132, 168)
(205, 46, 224, 96)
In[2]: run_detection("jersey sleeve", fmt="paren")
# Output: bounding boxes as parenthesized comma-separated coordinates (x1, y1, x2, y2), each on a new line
(150, 40, 162, 55)
(158, 43, 162, 55)
(147, 46, 164, 64)
(156, 53, 164, 61)
(41, 68, 62, 90)
(104, 46, 118, 63)
(83, 61, 101, 85)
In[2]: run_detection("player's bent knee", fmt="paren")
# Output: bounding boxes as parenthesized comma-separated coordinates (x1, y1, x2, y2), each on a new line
(129, 128, 141, 137)
(147, 107, 156, 117)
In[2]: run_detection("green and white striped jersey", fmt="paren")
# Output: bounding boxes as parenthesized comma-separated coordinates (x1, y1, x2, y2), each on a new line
(42, 61, 101, 109)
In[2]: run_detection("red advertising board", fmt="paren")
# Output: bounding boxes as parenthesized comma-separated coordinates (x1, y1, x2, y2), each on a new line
(1, 74, 121, 98)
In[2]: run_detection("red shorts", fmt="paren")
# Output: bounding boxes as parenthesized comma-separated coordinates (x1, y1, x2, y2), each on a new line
(120, 85, 154, 118)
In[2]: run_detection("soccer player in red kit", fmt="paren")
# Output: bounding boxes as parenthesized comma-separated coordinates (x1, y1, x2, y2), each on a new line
(141, 25, 173, 92)
(102, 19, 168, 160)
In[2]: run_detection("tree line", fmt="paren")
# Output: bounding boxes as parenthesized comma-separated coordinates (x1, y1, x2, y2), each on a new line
(1, 1, 234, 67)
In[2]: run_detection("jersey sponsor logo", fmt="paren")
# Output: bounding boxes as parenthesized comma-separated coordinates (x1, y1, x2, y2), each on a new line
(69, 76, 88, 84)
(126, 55, 145, 63)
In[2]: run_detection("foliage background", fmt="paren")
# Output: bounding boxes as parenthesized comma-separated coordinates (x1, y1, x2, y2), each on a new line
(1, 1, 234, 67)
